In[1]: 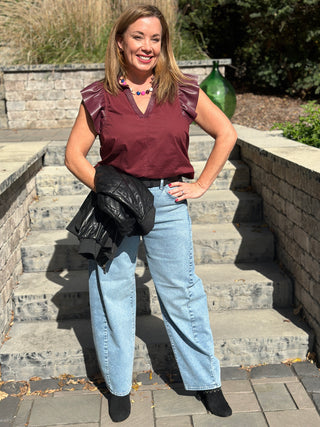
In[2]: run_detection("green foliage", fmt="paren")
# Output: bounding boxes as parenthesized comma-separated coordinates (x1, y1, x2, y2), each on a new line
(179, 0, 320, 98)
(272, 101, 320, 148)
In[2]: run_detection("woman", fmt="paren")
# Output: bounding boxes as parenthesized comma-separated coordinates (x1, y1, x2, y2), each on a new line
(65, 4, 237, 423)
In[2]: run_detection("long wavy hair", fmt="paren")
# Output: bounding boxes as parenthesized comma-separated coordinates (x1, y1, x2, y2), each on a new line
(104, 4, 188, 103)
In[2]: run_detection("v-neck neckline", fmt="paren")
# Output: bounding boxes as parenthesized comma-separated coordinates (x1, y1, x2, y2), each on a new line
(124, 88, 155, 118)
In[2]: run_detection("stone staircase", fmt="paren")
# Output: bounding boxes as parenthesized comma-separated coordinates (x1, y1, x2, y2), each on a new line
(0, 126, 311, 381)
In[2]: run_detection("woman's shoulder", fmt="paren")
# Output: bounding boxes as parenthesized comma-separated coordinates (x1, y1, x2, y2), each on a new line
(178, 74, 200, 122)
(81, 80, 105, 101)
(80, 80, 106, 135)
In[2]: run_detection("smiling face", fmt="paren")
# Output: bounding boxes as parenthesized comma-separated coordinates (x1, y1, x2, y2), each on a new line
(117, 17, 162, 79)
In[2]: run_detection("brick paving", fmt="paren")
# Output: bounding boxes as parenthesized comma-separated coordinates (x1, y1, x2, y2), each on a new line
(1, 362, 320, 426)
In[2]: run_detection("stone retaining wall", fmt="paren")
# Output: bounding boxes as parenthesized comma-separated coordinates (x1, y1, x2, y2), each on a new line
(236, 126, 320, 359)
(1, 59, 231, 129)
(0, 145, 46, 342)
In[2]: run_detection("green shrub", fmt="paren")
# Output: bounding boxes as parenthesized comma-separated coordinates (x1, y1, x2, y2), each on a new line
(179, 0, 320, 98)
(272, 101, 320, 148)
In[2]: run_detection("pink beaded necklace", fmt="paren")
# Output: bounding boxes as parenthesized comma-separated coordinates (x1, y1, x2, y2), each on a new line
(119, 76, 154, 96)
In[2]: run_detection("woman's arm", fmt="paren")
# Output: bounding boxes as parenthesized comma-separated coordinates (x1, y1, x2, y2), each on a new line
(193, 88, 238, 190)
(169, 88, 238, 201)
(65, 103, 97, 191)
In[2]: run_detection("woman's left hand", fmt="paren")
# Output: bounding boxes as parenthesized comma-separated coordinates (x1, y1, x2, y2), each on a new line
(168, 181, 207, 202)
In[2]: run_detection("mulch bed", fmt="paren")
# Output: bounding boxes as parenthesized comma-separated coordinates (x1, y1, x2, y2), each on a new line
(231, 92, 307, 131)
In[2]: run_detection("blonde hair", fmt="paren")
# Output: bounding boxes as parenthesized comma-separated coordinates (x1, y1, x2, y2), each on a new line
(104, 4, 188, 103)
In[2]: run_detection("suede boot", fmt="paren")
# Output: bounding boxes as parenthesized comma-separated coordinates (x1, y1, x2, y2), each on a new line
(197, 387, 232, 417)
(108, 393, 131, 422)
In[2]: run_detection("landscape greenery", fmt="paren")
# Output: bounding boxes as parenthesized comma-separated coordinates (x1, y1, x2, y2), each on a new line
(272, 101, 320, 148)
(0, 0, 319, 146)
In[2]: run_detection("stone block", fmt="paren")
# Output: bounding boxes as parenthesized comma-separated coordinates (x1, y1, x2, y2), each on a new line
(293, 188, 313, 215)
(286, 382, 316, 409)
(6, 101, 25, 111)
(310, 237, 320, 260)
(156, 415, 192, 427)
(28, 393, 101, 425)
(221, 367, 249, 381)
(222, 380, 252, 393)
(300, 252, 319, 282)
(3, 73, 27, 81)
(65, 109, 79, 119)
(64, 89, 82, 99)
(250, 364, 294, 379)
(25, 100, 57, 111)
(56, 99, 80, 110)
(4, 80, 26, 92)
(12, 398, 33, 427)
(285, 202, 302, 227)
(225, 391, 261, 413)
(33, 89, 65, 101)
(153, 389, 205, 418)
(253, 382, 296, 411)
(8, 120, 27, 128)
(0, 397, 20, 422)
(293, 224, 310, 252)
(193, 412, 268, 426)
(265, 409, 320, 427)
(8, 110, 39, 121)
(25, 80, 54, 91)
(54, 79, 82, 90)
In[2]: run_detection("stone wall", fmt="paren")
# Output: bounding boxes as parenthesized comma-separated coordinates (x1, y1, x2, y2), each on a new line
(236, 125, 320, 359)
(0, 72, 8, 129)
(0, 143, 47, 342)
(1, 59, 231, 129)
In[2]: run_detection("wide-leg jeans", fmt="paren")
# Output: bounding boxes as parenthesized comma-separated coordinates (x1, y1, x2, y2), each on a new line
(88, 183, 221, 396)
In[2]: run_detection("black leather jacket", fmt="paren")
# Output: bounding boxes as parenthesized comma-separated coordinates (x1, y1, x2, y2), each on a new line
(67, 165, 155, 268)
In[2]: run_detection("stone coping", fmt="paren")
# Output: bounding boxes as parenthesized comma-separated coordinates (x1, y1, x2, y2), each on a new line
(0, 140, 48, 195)
(0, 59, 231, 73)
(234, 124, 320, 177)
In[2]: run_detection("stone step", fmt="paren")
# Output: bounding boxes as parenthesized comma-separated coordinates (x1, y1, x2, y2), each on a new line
(43, 134, 240, 166)
(35, 161, 250, 196)
(0, 309, 311, 381)
(13, 263, 292, 322)
(29, 190, 262, 230)
(20, 224, 274, 272)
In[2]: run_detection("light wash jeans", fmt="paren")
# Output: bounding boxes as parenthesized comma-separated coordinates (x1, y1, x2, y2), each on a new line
(88, 183, 221, 396)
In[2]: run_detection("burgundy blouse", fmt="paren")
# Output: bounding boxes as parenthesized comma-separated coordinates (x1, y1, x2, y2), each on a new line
(81, 77, 199, 179)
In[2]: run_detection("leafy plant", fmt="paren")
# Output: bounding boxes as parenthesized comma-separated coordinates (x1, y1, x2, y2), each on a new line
(179, 0, 320, 98)
(272, 101, 320, 148)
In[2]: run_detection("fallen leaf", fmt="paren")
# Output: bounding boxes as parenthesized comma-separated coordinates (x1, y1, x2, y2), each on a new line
(282, 358, 303, 366)
(0, 391, 8, 401)
(132, 383, 140, 391)
(149, 371, 153, 380)
(29, 376, 42, 381)
(83, 383, 97, 391)
(11, 383, 29, 397)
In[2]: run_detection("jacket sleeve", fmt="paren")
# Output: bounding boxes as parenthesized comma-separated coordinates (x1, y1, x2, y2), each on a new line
(80, 80, 106, 135)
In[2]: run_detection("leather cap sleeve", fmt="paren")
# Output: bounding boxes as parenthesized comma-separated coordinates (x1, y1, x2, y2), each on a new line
(81, 81, 105, 135)
(178, 75, 200, 123)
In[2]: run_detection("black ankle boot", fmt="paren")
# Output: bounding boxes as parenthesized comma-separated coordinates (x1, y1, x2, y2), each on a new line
(108, 393, 131, 422)
(197, 387, 232, 417)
